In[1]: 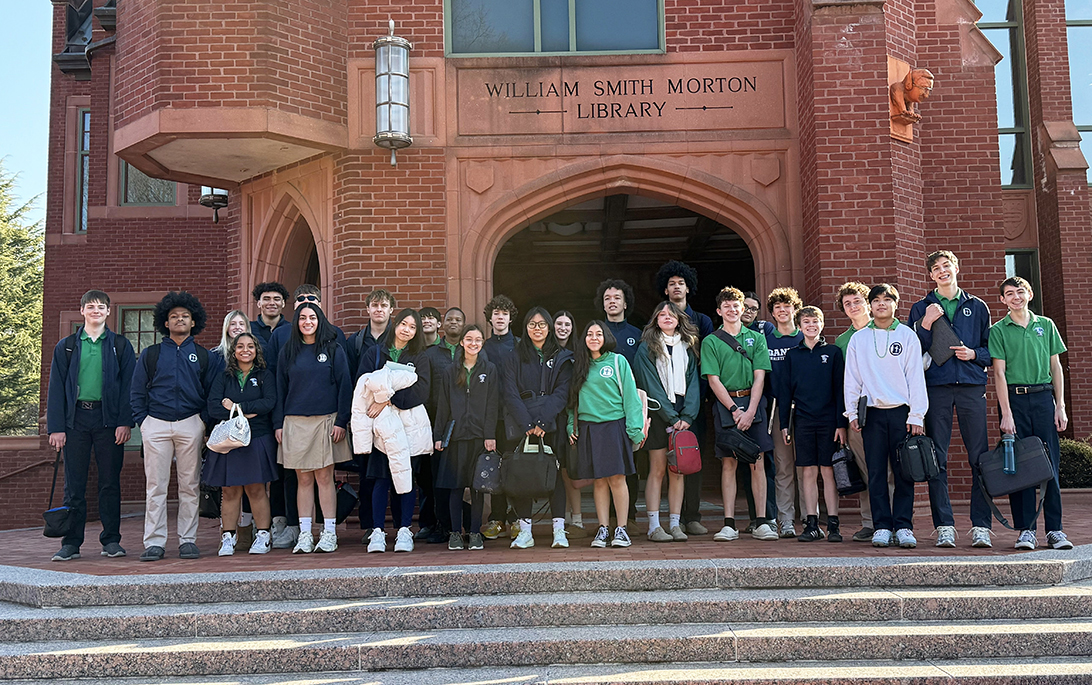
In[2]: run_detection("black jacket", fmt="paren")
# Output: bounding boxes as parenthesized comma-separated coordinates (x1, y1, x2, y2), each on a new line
(501, 347, 574, 435)
(357, 344, 432, 411)
(208, 367, 277, 437)
(46, 327, 136, 432)
(433, 357, 499, 442)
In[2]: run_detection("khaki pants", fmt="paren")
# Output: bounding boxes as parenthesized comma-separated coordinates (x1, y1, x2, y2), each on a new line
(847, 426, 894, 530)
(772, 413, 797, 524)
(141, 414, 204, 549)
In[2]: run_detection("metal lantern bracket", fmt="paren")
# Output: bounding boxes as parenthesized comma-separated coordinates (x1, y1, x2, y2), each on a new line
(373, 19, 413, 166)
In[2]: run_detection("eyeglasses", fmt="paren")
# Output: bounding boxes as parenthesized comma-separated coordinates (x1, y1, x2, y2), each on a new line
(742, 305, 759, 313)
(527, 321, 550, 330)
(296, 295, 319, 303)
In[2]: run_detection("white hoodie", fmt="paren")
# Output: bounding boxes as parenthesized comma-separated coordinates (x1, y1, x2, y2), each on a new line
(844, 320, 929, 427)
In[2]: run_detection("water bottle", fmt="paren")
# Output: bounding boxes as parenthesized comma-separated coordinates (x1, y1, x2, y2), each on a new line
(1001, 433, 1016, 475)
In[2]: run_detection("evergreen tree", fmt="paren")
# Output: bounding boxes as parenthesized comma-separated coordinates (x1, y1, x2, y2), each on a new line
(0, 162, 43, 435)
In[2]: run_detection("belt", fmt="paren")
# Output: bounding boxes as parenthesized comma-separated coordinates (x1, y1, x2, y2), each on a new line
(1009, 384, 1052, 395)
(77, 400, 102, 410)
(727, 389, 751, 398)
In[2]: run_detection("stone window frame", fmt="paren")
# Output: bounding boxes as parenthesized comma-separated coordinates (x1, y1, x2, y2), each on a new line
(444, 0, 665, 57)
(75, 104, 91, 233)
(978, 2, 1033, 188)
(117, 160, 177, 207)
(1066, 1, 1092, 185)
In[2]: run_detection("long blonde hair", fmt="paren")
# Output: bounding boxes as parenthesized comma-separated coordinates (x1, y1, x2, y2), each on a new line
(216, 309, 250, 356)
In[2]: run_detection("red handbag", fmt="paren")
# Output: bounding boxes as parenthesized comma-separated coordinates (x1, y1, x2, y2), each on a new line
(667, 429, 702, 475)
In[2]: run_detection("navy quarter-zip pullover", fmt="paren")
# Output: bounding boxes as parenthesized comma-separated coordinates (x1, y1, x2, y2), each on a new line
(274, 341, 353, 429)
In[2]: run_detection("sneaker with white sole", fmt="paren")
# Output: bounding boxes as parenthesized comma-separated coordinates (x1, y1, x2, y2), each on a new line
(292, 530, 314, 554)
(752, 523, 779, 541)
(272, 524, 299, 550)
(779, 520, 797, 538)
(249, 530, 272, 554)
(467, 532, 484, 550)
(872, 529, 892, 547)
(970, 526, 993, 548)
(394, 526, 414, 552)
(511, 528, 535, 549)
(508, 521, 521, 539)
(713, 525, 739, 542)
(217, 532, 237, 557)
(367, 528, 387, 553)
(315, 529, 338, 553)
(895, 528, 917, 548)
(1015, 529, 1037, 550)
(1047, 531, 1074, 550)
(934, 525, 956, 548)
(611, 526, 632, 547)
(551, 529, 569, 548)
(591, 525, 610, 548)
(482, 520, 504, 540)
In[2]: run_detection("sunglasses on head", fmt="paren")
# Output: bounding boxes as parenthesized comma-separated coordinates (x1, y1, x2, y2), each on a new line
(296, 294, 319, 302)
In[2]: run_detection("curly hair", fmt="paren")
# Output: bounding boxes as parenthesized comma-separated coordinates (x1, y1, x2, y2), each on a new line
(484, 294, 518, 322)
(594, 279, 635, 314)
(251, 281, 288, 302)
(154, 291, 208, 336)
(837, 282, 869, 310)
(655, 260, 699, 297)
(766, 287, 802, 314)
(225, 332, 267, 376)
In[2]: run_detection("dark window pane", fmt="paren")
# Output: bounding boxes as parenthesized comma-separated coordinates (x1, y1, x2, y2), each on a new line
(541, 0, 570, 52)
(575, 0, 658, 51)
(998, 132, 1028, 186)
(122, 163, 175, 205)
(1006, 251, 1042, 313)
(450, 0, 534, 53)
(1069, 27, 1092, 126)
(982, 27, 1018, 129)
(1067, 0, 1092, 21)
(975, 0, 1018, 23)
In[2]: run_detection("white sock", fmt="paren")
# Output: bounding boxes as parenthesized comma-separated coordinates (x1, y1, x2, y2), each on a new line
(572, 514, 583, 528)
(648, 511, 661, 532)
(324, 518, 336, 534)
(669, 514, 681, 530)
(239, 512, 253, 527)
(300, 517, 312, 532)
(553, 517, 565, 533)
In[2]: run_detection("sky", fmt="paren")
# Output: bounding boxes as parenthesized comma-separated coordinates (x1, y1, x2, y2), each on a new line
(0, 2, 52, 227)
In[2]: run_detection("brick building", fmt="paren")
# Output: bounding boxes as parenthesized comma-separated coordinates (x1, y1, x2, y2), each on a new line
(2, 0, 1088, 530)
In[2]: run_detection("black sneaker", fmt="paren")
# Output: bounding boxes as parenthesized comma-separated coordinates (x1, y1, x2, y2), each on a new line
(51, 545, 80, 561)
(591, 525, 610, 548)
(101, 542, 127, 557)
(852, 527, 874, 542)
(139, 546, 165, 562)
(179, 542, 201, 559)
(468, 532, 485, 550)
(415, 526, 434, 541)
(427, 528, 448, 544)
(797, 526, 823, 542)
(448, 532, 465, 550)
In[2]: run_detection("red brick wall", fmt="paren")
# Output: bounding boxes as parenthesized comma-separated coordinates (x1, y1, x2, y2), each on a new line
(348, 1, 445, 59)
(665, 0, 795, 52)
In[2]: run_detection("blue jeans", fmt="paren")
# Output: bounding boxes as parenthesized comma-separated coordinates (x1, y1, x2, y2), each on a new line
(925, 384, 987, 528)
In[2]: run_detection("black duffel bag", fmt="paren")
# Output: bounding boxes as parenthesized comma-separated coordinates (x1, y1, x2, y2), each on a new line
(973, 435, 1054, 530)
(715, 427, 762, 465)
(501, 435, 558, 499)
(832, 445, 867, 495)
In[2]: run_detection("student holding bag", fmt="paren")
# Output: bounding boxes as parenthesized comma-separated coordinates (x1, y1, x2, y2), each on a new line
(568, 321, 646, 548)
(274, 303, 353, 555)
(632, 301, 700, 543)
(205, 332, 278, 555)
(502, 307, 575, 549)
(433, 325, 498, 551)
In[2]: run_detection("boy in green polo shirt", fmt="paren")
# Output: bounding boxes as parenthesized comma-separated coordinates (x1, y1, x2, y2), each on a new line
(988, 276, 1072, 551)
(701, 286, 777, 542)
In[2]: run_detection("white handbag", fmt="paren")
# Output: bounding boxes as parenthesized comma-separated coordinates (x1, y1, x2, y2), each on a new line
(206, 404, 251, 454)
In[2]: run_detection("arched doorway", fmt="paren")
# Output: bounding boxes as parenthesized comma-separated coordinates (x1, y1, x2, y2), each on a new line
(280, 215, 321, 296)
(494, 193, 755, 324)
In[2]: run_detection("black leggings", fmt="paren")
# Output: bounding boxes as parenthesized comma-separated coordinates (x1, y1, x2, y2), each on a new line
(450, 489, 484, 534)
(511, 474, 566, 520)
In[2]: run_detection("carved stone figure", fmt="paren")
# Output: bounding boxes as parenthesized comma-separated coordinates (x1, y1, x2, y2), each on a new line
(890, 68, 934, 124)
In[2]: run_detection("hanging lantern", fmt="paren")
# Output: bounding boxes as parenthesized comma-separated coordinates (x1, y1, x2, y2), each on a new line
(199, 186, 229, 223)
(373, 19, 412, 166)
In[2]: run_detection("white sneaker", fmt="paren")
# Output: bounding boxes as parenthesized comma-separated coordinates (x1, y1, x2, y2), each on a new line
(551, 529, 569, 548)
(272, 524, 300, 549)
(394, 526, 414, 553)
(752, 523, 779, 541)
(896, 528, 917, 548)
(872, 529, 892, 547)
(970, 526, 993, 548)
(934, 526, 957, 548)
(315, 529, 338, 553)
(217, 532, 237, 557)
(511, 528, 535, 549)
(1015, 530, 1037, 550)
(713, 525, 739, 542)
(249, 530, 272, 555)
(367, 528, 387, 553)
(292, 530, 314, 554)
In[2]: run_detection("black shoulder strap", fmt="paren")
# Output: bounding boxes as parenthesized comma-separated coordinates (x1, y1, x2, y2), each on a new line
(193, 344, 209, 375)
(354, 330, 365, 355)
(144, 344, 162, 389)
(113, 333, 126, 360)
(63, 333, 79, 363)
(713, 329, 751, 361)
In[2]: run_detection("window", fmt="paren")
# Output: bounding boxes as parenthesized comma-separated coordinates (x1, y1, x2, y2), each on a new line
(76, 108, 90, 232)
(118, 306, 158, 354)
(446, 0, 663, 56)
(1067, 0, 1092, 184)
(1006, 250, 1042, 314)
(119, 161, 175, 206)
(977, 1, 1032, 187)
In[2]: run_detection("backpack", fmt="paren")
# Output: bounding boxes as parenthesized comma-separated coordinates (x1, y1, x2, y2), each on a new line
(143, 342, 209, 389)
(63, 331, 128, 366)
(667, 429, 702, 475)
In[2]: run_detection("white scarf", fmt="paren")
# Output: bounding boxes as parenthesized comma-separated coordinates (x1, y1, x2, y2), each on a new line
(655, 332, 688, 400)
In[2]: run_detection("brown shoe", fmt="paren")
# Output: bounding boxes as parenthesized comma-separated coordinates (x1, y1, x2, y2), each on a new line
(567, 524, 589, 539)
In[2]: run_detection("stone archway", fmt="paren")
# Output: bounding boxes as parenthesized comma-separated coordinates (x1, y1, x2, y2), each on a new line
(453, 154, 792, 322)
(246, 186, 331, 306)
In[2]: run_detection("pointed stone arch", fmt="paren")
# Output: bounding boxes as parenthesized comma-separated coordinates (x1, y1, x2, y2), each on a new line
(247, 185, 332, 305)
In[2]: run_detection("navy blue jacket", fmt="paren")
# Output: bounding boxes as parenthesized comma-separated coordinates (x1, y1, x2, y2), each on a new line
(46, 327, 136, 432)
(433, 357, 500, 442)
(501, 347, 574, 435)
(604, 319, 642, 363)
(348, 325, 387, 379)
(482, 331, 518, 370)
(265, 321, 349, 374)
(685, 305, 715, 340)
(776, 339, 848, 428)
(357, 344, 432, 412)
(250, 317, 288, 346)
(208, 367, 277, 437)
(907, 291, 992, 386)
(424, 340, 458, 416)
(131, 336, 217, 425)
(274, 341, 353, 429)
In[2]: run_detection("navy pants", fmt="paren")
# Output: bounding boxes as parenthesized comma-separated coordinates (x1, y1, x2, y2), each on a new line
(62, 405, 124, 549)
(1008, 390, 1063, 533)
(925, 384, 988, 528)
(862, 406, 916, 532)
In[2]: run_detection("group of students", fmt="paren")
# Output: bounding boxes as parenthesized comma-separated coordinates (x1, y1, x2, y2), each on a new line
(44, 252, 1072, 562)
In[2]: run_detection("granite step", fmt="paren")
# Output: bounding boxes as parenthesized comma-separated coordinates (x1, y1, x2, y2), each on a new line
(3, 583, 1092, 643)
(2, 618, 1092, 679)
(5, 658, 1092, 684)
(4, 551, 1092, 608)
